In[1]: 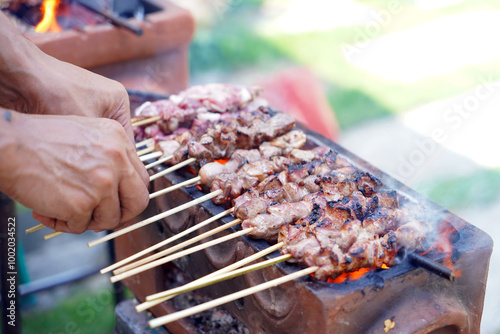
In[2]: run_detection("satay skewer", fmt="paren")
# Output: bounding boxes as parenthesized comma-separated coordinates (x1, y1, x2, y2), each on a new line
(135, 138, 155, 149)
(26, 224, 46, 234)
(145, 155, 173, 170)
(110, 228, 253, 283)
(100, 207, 234, 274)
(44, 231, 63, 240)
(136, 145, 155, 157)
(149, 176, 201, 200)
(149, 265, 318, 328)
(139, 151, 162, 162)
(144, 254, 292, 308)
(113, 218, 242, 275)
(88, 189, 223, 248)
(136, 242, 284, 312)
(149, 158, 196, 182)
(132, 115, 162, 127)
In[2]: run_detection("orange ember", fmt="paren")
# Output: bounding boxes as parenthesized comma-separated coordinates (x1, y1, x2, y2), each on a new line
(421, 221, 461, 278)
(310, 264, 390, 283)
(35, 0, 62, 33)
(186, 166, 197, 175)
(215, 158, 230, 165)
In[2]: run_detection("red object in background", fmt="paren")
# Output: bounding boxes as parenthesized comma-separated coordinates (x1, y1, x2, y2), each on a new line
(257, 67, 340, 141)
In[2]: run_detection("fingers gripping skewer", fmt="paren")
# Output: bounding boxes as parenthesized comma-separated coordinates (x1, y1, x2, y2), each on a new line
(110, 228, 253, 283)
(148, 266, 318, 328)
(100, 208, 234, 274)
(149, 176, 201, 200)
(149, 158, 196, 182)
(136, 242, 284, 312)
(88, 189, 223, 248)
(113, 218, 242, 275)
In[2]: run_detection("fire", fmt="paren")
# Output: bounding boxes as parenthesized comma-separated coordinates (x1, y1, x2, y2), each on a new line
(35, 0, 62, 33)
(421, 221, 461, 277)
(310, 264, 391, 284)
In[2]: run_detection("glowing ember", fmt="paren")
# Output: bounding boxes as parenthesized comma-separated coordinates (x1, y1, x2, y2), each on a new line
(215, 158, 229, 165)
(35, 0, 61, 33)
(421, 221, 461, 277)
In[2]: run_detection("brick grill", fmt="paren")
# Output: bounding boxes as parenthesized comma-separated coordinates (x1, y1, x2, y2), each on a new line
(115, 93, 493, 334)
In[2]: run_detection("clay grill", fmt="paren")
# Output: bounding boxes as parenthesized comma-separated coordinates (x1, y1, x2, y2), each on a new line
(115, 92, 493, 334)
(4, 0, 195, 95)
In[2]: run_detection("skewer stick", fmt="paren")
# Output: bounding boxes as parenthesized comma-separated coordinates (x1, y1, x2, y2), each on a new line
(136, 145, 155, 157)
(100, 208, 234, 274)
(110, 228, 252, 283)
(140, 151, 162, 162)
(132, 116, 162, 127)
(150, 254, 292, 306)
(145, 155, 173, 170)
(408, 252, 455, 281)
(44, 231, 63, 240)
(149, 266, 318, 328)
(136, 242, 284, 312)
(149, 176, 201, 200)
(26, 224, 45, 234)
(113, 218, 241, 275)
(149, 158, 196, 182)
(88, 189, 223, 248)
(135, 138, 155, 149)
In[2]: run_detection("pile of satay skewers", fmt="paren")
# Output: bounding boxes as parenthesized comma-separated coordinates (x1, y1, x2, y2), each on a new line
(26, 84, 455, 329)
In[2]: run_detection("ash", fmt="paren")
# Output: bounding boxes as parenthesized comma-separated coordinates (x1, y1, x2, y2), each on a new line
(165, 263, 249, 334)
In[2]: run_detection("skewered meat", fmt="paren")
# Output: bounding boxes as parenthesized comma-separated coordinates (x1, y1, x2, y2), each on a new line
(137, 84, 437, 282)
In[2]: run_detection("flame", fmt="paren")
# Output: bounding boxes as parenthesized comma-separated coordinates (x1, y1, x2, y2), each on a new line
(421, 221, 461, 277)
(310, 264, 391, 284)
(35, 0, 62, 33)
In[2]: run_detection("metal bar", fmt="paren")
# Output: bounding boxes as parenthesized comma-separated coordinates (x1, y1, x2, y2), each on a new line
(408, 252, 455, 281)
(74, 0, 143, 36)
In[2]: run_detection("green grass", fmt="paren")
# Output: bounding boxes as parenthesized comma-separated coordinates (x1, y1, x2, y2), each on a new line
(415, 169, 500, 210)
(22, 288, 118, 334)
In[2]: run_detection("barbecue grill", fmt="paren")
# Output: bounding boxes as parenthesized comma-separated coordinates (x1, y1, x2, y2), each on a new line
(114, 91, 493, 334)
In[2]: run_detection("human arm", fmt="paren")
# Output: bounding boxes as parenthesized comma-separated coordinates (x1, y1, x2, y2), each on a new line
(0, 108, 149, 233)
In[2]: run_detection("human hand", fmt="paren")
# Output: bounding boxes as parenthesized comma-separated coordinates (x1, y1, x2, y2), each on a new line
(0, 19, 134, 141)
(0, 111, 149, 233)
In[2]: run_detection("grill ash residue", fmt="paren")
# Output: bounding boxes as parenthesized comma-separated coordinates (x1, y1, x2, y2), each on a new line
(165, 263, 249, 334)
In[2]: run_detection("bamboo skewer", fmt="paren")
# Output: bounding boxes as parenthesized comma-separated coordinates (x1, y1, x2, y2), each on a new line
(149, 158, 196, 182)
(110, 228, 253, 283)
(26, 224, 46, 234)
(136, 242, 284, 312)
(44, 231, 63, 240)
(132, 116, 162, 127)
(100, 208, 234, 274)
(146, 254, 291, 307)
(149, 266, 318, 328)
(139, 151, 162, 162)
(136, 145, 155, 157)
(113, 218, 242, 275)
(145, 155, 173, 170)
(149, 176, 201, 200)
(135, 138, 155, 149)
(88, 189, 223, 248)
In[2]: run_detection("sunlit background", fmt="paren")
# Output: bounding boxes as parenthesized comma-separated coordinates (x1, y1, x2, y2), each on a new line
(16, 0, 500, 333)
